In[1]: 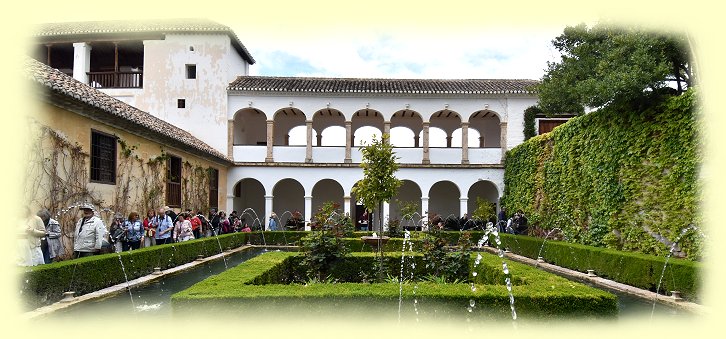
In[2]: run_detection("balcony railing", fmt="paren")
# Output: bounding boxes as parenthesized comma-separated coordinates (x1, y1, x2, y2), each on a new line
(87, 71, 143, 89)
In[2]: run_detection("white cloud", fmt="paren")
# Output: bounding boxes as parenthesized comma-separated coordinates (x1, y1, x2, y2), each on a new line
(238, 25, 565, 80)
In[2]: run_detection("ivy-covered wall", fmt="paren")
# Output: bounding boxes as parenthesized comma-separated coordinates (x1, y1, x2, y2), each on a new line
(501, 90, 702, 259)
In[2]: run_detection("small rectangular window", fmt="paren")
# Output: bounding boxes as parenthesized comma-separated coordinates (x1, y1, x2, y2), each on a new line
(186, 64, 196, 79)
(90, 130, 117, 184)
(178, 99, 186, 108)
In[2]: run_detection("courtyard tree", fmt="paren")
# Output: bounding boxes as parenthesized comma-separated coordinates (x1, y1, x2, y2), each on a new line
(536, 23, 693, 114)
(352, 134, 402, 235)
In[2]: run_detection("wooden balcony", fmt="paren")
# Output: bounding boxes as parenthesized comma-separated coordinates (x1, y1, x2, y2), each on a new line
(87, 71, 143, 89)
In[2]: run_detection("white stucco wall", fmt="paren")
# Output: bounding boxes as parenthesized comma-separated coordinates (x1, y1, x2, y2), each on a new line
(102, 34, 248, 155)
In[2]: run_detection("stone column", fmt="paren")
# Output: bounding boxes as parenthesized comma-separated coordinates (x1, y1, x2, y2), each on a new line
(305, 120, 313, 163)
(304, 195, 313, 231)
(382, 201, 390, 231)
(343, 196, 352, 217)
(264, 195, 274, 231)
(461, 122, 469, 164)
(460, 197, 468, 219)
(265, 120, 274, 162)
(72, 42, 92, 85)
(420, 197, 430, 231)
(383, 121, 391, 140)
(500, 121, 508, 162)
(226, 195, 234, 216)
(422, 122, 430, 164)
(227, 120, 234, 159)
(344, 121, 352, 163)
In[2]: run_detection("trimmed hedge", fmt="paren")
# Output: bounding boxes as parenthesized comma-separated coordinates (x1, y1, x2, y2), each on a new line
(20, 231, 306, 309)
(171, 251, 617, 319)
(499, 234, 701, 301)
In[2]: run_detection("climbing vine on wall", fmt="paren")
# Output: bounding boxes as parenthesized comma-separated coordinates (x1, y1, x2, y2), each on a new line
(24, 120, 103, 259)
(501, 90, 702, 260)
(181, 160, 210, 212)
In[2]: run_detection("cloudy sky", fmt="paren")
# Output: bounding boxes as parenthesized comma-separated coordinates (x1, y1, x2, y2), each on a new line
(224, 22, 564, 80)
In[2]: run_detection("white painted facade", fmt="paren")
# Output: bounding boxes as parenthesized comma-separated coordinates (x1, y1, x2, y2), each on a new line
(45, 24, 538, 231)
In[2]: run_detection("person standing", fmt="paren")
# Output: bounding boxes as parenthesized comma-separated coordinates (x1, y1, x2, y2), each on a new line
(189, 211, 202, 239)
(268, 212, 278, 231)
(142, 209, 156, 247)
(109, 213, 125, 253)
(18, 207, 47, 266)
(37, 209, 64, 263)
(154, 207, 173, 245)
(73, 204, 106, 258)
(497, 207, 507, 233)
(178, 214, 195, 242)
(122, 212, 144, 251)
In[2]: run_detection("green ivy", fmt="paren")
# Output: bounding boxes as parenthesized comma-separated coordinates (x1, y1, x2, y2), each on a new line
(501, 90, 701, 259)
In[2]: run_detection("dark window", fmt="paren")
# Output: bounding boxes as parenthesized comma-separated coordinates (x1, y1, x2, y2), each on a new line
(178, 99, 186, 108)
(538, 119, 570, 135)
(186, 64, 196, 79)
(166, 155, 182, 207)
(208, 168, 219, 209)
(90, 131, 117, 184)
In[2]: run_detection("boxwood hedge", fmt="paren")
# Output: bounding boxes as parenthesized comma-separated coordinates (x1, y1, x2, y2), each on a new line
(171, 251, 617, 320)
(20, 231, 307, 309)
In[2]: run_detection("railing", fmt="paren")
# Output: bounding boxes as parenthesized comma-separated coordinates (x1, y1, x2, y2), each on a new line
(233, 145, 503, 165)
(87, 71, 143, 89)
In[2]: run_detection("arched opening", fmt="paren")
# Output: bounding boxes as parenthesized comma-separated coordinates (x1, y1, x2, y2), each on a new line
(232, 178, 265, 227)
(428, 181, 461, 229)
(233, 108, 267, 146)
(313, 108, 345, 146)
(389, 180, 423, 230)
(429, 110, 462, 148)
(352, 108, 384, 146)
(467, 180, 500, 222)
(272, 178, 305, 228)
(273, 107, 306, 146)
(469, 110, 501, 148)
(312, 179, 345, 219)
(391, 109, 423, 147)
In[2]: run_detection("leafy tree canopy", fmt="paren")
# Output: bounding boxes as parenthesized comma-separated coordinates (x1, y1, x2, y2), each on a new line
(536, 23, 692, 114)
(352, 134, 401, 213)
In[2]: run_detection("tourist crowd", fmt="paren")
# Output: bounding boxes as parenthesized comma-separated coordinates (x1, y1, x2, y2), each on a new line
(17, 204, 259, 267)
(19, 203, 527, 267)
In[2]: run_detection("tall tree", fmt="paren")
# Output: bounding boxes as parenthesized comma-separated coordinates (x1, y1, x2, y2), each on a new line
(352, 134, 402, 236)
(537, 23, 692, 114)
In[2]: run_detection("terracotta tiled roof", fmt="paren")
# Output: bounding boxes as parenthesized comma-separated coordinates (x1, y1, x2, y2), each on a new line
(229, 76, 538, 95)
(33, 18, 255, 64)
(25, 58, 233, 165)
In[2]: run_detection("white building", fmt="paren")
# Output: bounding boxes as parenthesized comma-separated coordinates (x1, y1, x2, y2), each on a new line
(32, 18, 538, 230)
